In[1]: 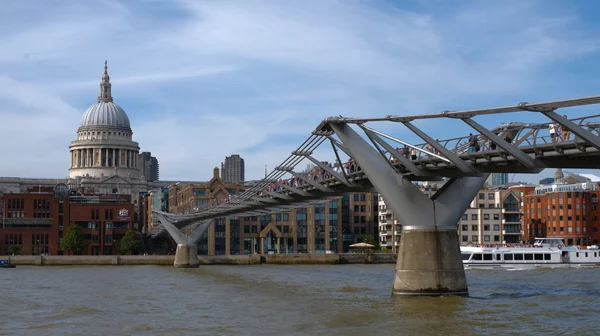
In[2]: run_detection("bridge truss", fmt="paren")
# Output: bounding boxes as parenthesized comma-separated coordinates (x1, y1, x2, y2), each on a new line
(154, 94, 600, 294)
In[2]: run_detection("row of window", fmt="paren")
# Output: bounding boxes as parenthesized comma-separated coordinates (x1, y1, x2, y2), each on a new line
(547, 226, 587, 233)
(461, 213, 501, 221)
(6, 199, 25, 210)
(33, 199, 51, 210)
(461, 224, 501, 232)
(462, 235, 501, 242)
(469, 253, 553, 261)
(478, 193, 496, 200)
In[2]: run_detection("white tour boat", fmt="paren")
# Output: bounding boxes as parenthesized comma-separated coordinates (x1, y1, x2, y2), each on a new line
(461, 237, 600, 270)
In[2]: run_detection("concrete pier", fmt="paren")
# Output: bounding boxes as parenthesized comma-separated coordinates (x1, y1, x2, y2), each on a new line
(174, 244, 200, 268)
(392, 228, 467, 296)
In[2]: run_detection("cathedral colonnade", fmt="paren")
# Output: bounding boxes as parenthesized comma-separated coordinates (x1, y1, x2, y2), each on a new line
(70, 148, 138, 169)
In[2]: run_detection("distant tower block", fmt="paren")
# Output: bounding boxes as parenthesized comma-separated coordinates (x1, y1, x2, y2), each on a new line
(555, 168, 565, 181)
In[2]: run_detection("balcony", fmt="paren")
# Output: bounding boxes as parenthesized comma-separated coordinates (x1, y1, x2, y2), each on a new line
(2, 218, 53, 227)
(502, 205, 521, 213)
(502, 229, 521, 235)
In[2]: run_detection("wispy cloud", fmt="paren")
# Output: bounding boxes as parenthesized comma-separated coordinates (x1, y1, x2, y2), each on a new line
(0, 0, 599, 182)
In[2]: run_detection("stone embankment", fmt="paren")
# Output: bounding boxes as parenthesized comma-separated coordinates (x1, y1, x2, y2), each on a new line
(5, 253, 398, 266)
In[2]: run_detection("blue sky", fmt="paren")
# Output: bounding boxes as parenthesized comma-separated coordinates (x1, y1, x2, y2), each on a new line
(1, 0, 600, 182)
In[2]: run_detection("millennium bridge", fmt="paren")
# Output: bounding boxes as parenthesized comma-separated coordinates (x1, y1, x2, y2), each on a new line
(154, 94, 600, 297)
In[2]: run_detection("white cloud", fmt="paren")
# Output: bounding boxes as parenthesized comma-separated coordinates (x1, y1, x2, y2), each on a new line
(0, 0, 599, 183)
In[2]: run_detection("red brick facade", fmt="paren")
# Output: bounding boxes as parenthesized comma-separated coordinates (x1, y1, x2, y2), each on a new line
(522, 189, 600, 246)
(0, 190, 133, 255)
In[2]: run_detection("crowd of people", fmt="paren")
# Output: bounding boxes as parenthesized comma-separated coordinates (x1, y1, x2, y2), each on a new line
(205, 118, 576, 210)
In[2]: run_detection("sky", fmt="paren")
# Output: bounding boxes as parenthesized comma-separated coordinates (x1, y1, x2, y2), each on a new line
(1, 0, 600, 183)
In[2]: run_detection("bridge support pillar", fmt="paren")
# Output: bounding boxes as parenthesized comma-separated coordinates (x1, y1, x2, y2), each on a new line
(155, 213, 214, 268)
(329, 122, 488, 297)
(393, 227, 467, 296)
(174, 244, 200, 268)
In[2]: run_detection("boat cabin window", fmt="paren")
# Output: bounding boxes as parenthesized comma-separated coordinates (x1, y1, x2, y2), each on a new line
(514, 254, 523, 260)
(576, 252, 579, 257)
(461, 253, 472, 261)
(534, 254, 544, 261)
(585, 252, 588, 257)
(472, 253, 482, 260)
(496, 254, 502, 261)
(524, 254, 534, 260)
(544, 254, 551, 260)
(504, 254, 513, 260)
(483, 254, 493, 261)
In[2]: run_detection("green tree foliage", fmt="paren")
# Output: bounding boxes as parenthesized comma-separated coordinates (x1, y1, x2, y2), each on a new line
(360, 233, 377, 246)
(7, 245, 22, 255)
(119, 229, 141, 254)
(60, 225, 85, 255)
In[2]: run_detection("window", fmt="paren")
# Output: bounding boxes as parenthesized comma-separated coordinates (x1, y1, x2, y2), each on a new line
(471, 235, 478, 242)
(493, 214, 500, 220)
(484, 225, 490, 231)
(462, 214, 468, 220)
(484, 214, 490, 220)
(462, 225, 468, 231)
(479, 193, 485, 200)
(462, 235, 468, 242)
(534, 254, 543, 261)
(488, 193, 494, 199)
(484, 235, 490, 242)
(471, 214, 478, 220)
(493, 225, 500, 231)
(471, 225, 478, 231)
(494, 235, 500, 242)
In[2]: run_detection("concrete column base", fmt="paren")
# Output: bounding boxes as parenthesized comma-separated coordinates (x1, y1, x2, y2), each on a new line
(392, 228, 468, 297)
(174, 244, 200, 268)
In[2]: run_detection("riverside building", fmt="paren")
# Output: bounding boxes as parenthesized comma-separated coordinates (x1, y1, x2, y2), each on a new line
(0, 185, 134, 255)
(378, 182, 528, 250)
(521, 181, 600, 246)
(141, 171, 379, 255)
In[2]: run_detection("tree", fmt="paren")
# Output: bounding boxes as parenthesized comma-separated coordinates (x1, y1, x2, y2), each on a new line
(7, 245, 21, 255)
(119, 229, 142, 254)
(360, 233, 377, 247)
(60, 225, 85, 255)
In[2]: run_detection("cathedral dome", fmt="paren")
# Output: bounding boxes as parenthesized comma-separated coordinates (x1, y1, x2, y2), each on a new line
(79, 101, 131, 130)
(78, 60, 131, 131)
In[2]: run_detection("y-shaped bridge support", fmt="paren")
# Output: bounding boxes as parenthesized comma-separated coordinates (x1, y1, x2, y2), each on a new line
(330, 123, 488, 297)
(155, 213, 214, 268)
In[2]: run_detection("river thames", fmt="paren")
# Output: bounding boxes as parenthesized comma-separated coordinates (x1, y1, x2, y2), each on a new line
(1, 265, 599, 335)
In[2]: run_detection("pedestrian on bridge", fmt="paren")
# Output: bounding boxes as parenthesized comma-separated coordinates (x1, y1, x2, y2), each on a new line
(561, 115, 571, 141)
(549, 121, 557, 142)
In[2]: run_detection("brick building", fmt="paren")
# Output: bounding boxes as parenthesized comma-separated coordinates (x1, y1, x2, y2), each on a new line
(521, 182, 600, 246)
(143, 174, 379, 254)
(0, 185, 134, 256)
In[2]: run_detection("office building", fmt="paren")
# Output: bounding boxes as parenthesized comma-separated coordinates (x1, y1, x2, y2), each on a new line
(139, 152, 159, 182)
(221, 154, 245, 183)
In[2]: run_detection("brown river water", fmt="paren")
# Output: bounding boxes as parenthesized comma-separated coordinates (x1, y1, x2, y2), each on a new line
(0, 265, 599, 336)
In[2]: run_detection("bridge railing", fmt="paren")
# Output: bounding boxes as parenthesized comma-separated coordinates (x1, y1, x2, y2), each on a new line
(156, 95, 600, 225)
(169, 120, 600, 221)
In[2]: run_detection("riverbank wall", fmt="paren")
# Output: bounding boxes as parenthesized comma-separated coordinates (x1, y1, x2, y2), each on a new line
(4, 253, 398, 266)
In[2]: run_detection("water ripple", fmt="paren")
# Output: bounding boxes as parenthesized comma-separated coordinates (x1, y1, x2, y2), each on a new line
(0, 265, 599, 335)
